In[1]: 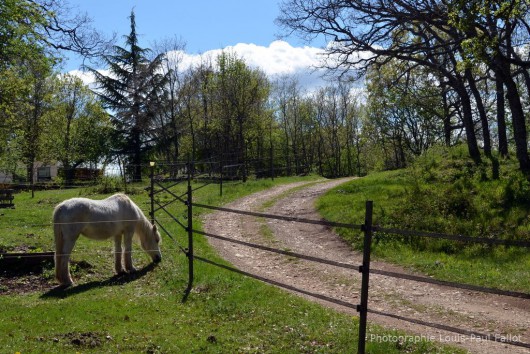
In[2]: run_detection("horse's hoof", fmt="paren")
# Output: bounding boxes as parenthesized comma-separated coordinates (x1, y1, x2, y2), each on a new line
(126, 267, 137, 273)
(57, 282, 73, 289)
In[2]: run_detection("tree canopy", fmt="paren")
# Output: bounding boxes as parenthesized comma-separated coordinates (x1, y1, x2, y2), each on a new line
(277, 0, 530, 177)
(5, 0, 530, 185)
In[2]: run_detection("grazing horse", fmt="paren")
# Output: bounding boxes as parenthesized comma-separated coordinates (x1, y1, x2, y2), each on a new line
(53, 193, 162, 287)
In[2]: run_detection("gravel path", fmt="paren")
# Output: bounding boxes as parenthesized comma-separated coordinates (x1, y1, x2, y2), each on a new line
(203, 179, 530, 354)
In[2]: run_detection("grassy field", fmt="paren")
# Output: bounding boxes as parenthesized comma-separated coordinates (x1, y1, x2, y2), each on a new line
(0, 176, 461, 353)
(317, 147, 530, 293)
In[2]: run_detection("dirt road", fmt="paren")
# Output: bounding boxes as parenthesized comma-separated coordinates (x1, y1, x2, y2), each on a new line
(203, 179, 530, 354)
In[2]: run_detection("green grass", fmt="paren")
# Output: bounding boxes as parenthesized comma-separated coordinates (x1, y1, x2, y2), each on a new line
(316, 146, 530, 293)
(0, 176, 461, 353)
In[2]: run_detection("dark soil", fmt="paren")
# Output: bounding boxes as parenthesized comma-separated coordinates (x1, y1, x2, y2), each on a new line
(0, 271, 54, 295)
(0, 246, 95, 295)
(36, 331, 111, 349)
(0, 244, 54, 294)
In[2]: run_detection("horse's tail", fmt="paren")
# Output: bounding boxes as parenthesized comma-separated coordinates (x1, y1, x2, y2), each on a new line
(53, 215, 63, 283)
(53, 207, 69, 285)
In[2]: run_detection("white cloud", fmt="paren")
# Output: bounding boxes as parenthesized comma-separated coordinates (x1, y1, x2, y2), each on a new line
(70, 40, 337, 92)
(176, 40, 333, 92)
(67, 69, 96, 87)
(225, 41, 325, 76)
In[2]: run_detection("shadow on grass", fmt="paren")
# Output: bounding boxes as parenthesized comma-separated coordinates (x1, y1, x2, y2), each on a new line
(40, 262, 159, 299)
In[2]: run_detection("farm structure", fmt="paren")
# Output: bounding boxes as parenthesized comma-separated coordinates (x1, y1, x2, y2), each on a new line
(0, 163, 102, 186)
(149, 160, 530, 354)
(0, 162, 59, 184)
(0, 189, 15, 208)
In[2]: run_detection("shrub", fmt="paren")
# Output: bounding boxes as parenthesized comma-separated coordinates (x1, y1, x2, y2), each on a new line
(89, 175, 125, 194)
(382, 145, 530, 252)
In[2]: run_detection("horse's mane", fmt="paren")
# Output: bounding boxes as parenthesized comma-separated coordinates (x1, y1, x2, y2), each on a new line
(136, 214, 152, 237)
(128, 198, 152, 241)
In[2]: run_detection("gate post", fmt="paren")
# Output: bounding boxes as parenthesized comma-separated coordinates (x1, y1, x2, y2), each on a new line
(357, 200, 373, 354)
(220, 163, 223, 197)
(186, 160, 194, 294)
(149, 161, 155, 224)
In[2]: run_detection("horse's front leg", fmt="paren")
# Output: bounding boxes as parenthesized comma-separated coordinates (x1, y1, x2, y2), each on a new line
(123, 231, 136, 273)
(114, 234, 125, 274)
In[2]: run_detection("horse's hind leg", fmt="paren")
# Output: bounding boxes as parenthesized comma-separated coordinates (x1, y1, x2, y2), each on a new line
(55, 228, 78, 286)
(114, 234, 125, 274)
(123, 231, 136, 273)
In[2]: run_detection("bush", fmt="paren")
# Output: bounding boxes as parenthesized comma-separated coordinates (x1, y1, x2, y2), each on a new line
(89, 175, 125, 194)
(382, 145, 530, 252)
(502, 172, 530, 206)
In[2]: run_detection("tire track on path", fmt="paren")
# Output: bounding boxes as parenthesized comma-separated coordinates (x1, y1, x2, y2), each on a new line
(202, 179, 530, 354)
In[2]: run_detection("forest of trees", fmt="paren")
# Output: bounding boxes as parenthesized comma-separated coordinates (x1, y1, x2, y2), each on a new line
(2, 1, 530, 184)
(278, 0, 530, 176)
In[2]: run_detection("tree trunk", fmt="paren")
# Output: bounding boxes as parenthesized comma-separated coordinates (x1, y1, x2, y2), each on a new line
(440, 83, 452, 146)
(454, 79, 482, 164)
(465, 68, 491, 157)
(495, 57, 530, 175)
(494, 72, 508, 157)
(132, 127, 142, 182)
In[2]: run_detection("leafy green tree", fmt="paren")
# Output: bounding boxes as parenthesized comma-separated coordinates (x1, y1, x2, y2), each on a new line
(15, 58, 55, 188)
(43, 74, 112, 184)
(0, 0, 48, 160)
(365, 59, 446, 169)
(0, 0, 108, 63)
(211, 52, 270, 180)
(0, 0, 109, 183)
(447, 0, 530, 172)
(277, 0, 530, 176)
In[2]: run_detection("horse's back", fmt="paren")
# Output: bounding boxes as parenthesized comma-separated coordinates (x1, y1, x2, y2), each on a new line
(53, 197, 91, 223)
(53, 194, 140, 240)
(54, 194, 137, 219)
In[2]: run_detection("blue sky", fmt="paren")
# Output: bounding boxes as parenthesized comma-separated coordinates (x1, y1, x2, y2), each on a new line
(65, 0, 314, 69)
(64, 0, 342, 92)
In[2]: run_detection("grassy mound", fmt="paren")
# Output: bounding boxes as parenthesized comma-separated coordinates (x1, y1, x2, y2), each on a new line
(317, 145, 530, 292)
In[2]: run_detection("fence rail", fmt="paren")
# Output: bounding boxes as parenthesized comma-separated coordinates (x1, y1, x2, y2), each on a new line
(191, 202, 363, 230)
(369, 267, 530, 299)
(375, 226, 530, 248)
(193, 255, 359, 310)
(149, 160, 530, 354)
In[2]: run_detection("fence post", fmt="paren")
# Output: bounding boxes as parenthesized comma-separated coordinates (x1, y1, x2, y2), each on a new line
(186, 160, 194, 294)
(357, 200, 373, 354)
(149, 161, 155, 224)
(220, 163, 223, 197)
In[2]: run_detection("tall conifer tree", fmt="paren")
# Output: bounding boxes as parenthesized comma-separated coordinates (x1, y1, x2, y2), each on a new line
(90, 10, 166, 181)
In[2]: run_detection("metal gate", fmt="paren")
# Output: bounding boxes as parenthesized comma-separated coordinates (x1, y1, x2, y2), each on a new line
(149, 160, 530, 354)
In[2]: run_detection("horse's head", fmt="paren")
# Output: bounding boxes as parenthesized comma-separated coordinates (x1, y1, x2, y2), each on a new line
(141, 223, 162, 263)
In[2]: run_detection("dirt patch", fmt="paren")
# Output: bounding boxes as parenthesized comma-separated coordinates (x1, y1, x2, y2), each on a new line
(203, 179, 530, 354)
(0, 250, 94, 295)
(63, 331, 104, 348)
(0, 246, 55, 294)
(0, 272, 54, 295)
(35, 331, 111, 349)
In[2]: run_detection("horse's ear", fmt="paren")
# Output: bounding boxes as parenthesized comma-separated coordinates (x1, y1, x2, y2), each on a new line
(153, 224, 157, 232)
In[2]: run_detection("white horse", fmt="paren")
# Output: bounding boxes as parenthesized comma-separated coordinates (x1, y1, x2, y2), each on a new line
(53, 193, 161, 287)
